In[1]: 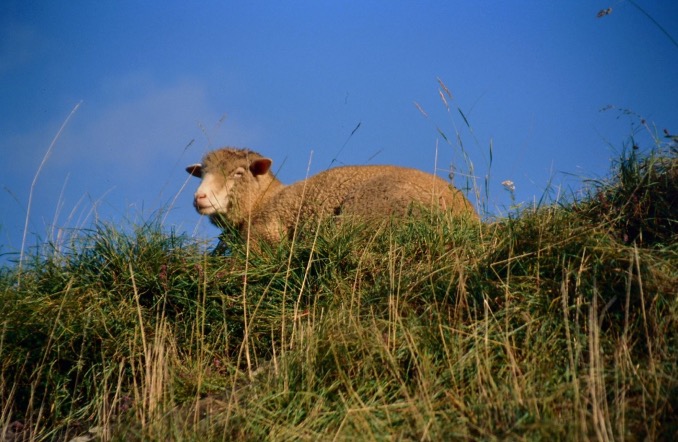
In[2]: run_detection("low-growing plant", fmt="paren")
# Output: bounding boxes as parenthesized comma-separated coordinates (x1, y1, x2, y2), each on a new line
(577, 143, 677, 246)
(1, 142, 676, 440)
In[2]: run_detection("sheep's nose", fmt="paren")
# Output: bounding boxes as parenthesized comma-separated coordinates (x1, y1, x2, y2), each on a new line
(194, 192, 209, 208)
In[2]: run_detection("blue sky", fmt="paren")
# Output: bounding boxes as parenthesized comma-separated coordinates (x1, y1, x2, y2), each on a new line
(1, 1, 677, 262)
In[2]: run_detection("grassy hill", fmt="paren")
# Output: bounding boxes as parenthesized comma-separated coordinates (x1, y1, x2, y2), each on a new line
(1, 145, 676, 441)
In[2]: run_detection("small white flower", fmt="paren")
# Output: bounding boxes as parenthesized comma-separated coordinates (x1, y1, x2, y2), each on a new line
(501, 180, 515, 192)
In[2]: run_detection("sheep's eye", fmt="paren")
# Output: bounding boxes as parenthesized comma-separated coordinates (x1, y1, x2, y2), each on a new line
(233, 168, 246, 178)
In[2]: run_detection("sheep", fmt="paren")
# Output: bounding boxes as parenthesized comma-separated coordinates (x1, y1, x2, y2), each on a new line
(186, 147, 478, 244)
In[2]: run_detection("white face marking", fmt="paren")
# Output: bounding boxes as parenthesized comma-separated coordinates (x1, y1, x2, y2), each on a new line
(193, 171, 235, 215)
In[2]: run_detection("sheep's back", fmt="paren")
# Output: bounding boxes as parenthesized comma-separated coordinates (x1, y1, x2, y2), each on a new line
(336, 166, 475, 218)
(253, 165, 476, 238)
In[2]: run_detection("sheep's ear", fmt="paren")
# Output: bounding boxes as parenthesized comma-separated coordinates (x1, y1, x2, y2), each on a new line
(186, 163, 203, 178)
(250, 158, 272, 176)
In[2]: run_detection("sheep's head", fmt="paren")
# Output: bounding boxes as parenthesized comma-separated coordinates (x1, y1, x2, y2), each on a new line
(186, 148, 273, 225)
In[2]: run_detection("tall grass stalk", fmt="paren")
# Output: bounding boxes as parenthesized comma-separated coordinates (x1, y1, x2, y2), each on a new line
(18, 101, 82, 282)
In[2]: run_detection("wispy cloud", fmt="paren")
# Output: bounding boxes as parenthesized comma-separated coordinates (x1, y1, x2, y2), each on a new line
(0, 22, 43, 75)
(0, 74, 232, 255)
(60, 77, 215, 170)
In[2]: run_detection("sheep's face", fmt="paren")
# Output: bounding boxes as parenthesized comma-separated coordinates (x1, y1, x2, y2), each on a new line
(187, 166, 234, 216)
(186, 150, 272, 223)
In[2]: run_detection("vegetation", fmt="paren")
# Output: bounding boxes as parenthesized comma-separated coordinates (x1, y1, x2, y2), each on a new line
(1, 141, 676, 441)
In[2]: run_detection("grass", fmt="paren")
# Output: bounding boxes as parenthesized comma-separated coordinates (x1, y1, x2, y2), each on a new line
(1, 139, 676, 441)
